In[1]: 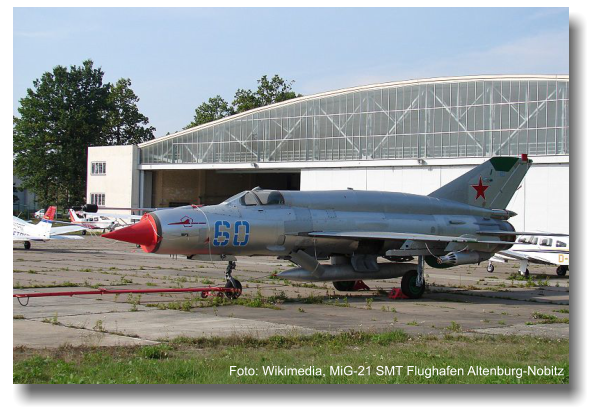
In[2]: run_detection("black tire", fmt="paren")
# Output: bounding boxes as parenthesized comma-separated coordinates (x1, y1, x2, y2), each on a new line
(487, 264, 495, 273)
(333, 281, 356, 292)
(556, 265, 568, 277)
(24, 241, 31, 250)
(519, 269, 530, 277)
(401, 270, 425, 299)
(225, 278, 242, 299)
(81, 230, 87, 236)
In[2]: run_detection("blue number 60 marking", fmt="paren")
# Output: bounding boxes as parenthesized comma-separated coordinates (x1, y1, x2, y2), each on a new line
(213, 220, 250, 247)
(213, 220, 230, 246)
(233, 221, 250, 246)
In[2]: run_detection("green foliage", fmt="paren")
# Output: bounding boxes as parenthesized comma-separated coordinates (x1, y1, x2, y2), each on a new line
(137, 345, 170, 360)
(13, 334, 569, 384)
(185, 95, 234, 129)
(12, 182, 19, 204)
(185, 75, 300, 129)
(233, 75, 300, 113)
(13, 60, 155, 208)
(447, 321, 462, 332)
(104, 78, 155, 145)
(532, 312, 569, 324)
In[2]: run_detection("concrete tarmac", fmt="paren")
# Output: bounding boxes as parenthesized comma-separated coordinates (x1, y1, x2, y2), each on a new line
(13, 236, 569, 348)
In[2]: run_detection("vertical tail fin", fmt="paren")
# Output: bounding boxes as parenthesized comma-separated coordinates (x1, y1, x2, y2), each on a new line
(35, 207, 55, 238)
(429, 155, 532, 209)
(43, 206, 57, 221)
(68, 209, 80, 223)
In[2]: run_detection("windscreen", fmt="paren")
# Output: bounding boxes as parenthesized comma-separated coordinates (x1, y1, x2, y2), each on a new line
(221, 191, 247, 205)
(254, 190, 285, 205)
(239, 190, 285, 206)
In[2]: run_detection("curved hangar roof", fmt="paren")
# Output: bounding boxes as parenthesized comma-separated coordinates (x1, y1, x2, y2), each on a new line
(139, 75, 569, 165)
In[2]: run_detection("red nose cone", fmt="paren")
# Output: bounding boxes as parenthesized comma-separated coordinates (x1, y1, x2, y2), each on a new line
(102, 214, 160, 252)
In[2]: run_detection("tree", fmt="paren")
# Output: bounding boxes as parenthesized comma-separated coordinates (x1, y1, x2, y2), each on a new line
(185, 95, 234, 129)
(233, 75, 300, 113)
(13, 60, 155, 208)
(13, 60, 108, 208)
(104, 78, 156, 145)
(13, 183, 20, 205)
(185, 75, 300, 129)
(231, 88, 261, 114)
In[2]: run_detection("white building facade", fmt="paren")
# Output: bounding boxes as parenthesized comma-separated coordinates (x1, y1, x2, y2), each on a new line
(87, 75, 569, 233)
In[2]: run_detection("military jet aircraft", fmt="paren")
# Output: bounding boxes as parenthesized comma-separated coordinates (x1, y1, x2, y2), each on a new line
(103, 155, 533, 299)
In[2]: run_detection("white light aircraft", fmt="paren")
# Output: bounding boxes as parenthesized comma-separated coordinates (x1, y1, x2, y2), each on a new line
(13, 206, 87, 249)
(487, 234, 569, 277)
(68, 203, 178, 233)
(68, 208, 142, 232)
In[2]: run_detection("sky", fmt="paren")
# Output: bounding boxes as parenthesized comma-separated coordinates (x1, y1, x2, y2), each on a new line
(13, 7, 569, 138)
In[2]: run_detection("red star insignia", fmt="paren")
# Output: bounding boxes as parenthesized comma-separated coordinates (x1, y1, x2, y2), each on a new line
(471, 176, 489, 200)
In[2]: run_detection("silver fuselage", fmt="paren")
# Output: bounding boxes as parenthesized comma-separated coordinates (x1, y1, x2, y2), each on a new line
(148, 190, 515, 259)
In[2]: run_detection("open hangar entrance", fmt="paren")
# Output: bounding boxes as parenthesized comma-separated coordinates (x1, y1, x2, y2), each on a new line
(145, 169, 300, 207)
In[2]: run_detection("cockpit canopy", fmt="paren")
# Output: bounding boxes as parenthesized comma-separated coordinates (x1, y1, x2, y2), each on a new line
(222, 188, 285, 207)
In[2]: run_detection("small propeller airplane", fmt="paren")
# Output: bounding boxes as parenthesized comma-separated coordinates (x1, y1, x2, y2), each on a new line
(68, 207, 142, 233)
(13, 206, 88, 249)
(68, 204, 183, 233)
(103, 155, 537, 299)
(487, 234, 569, 277)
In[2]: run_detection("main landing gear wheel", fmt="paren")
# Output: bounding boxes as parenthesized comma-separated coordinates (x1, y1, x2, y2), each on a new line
(401, 270, 425, 299)
(225, 278, 242, 299)
(224, 261, 242, 299)
(333, 281, 356, 292)
(487, 263, 495, 273)
(519, 269, 530, 277)
(23, 241, 31, 250)
(556, 265, 568, 277)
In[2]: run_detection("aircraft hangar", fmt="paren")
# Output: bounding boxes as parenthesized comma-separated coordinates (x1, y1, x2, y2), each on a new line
(87, 74, 569, 233)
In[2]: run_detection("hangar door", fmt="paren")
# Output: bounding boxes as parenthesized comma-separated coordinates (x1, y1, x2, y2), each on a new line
(150, 169, 300, 207)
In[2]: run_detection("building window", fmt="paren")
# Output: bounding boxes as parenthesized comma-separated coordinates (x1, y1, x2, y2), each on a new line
(91, 162, 106, 175)
(90, 193, 105, 206)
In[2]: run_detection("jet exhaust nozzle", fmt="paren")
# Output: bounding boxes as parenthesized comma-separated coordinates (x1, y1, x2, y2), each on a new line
(437, 251, 491, 266)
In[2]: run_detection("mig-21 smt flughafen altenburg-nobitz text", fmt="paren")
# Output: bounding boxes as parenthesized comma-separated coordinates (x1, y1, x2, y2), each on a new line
(103, 155, 539, 299)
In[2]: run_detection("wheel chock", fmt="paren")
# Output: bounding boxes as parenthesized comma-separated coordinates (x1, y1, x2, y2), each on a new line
(388, 287, 409, 299)
(352, 280, 371, 291)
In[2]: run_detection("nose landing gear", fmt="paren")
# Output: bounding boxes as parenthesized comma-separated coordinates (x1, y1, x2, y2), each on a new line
(224, 261, 242, 299)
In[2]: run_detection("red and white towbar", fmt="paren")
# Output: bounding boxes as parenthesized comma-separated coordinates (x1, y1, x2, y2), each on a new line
(13, 286, 242, 306)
